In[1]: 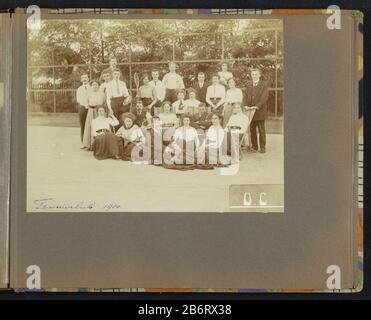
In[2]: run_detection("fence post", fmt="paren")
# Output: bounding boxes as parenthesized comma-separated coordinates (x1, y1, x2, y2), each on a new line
(172, 37, 175, 61)
(274, 29, 278, 118)
(89, 43, 93, 82)
(52, 46, 56, 113)
(100, 20, 104, 63)
(129, 44, 133, 111)
(221, 32, 225, 60)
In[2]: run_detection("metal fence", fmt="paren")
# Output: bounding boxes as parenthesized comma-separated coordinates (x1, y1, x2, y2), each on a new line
(27, 27, 283, 118)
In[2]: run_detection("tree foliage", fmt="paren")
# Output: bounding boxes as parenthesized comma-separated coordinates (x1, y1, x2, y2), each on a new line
(28, 19, 283, 115)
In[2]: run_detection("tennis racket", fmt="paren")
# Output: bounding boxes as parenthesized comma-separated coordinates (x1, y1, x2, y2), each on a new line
(134, 72, 140, 94)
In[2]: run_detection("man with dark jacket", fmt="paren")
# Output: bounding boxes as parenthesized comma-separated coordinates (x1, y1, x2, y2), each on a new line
(191, 103, 212, 130)
(192, 72, 208, 103)
(244, 68, 269, 153)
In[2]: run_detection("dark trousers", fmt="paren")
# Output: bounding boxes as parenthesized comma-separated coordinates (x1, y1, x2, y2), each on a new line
(250, 120, 266, 150)
(165, 89, 178, 103)
(111, 96, 130, 130)
(78, 105, 88, 142)
(141, 97, 155, 116)
(208, 98, 222, 114)
(153, 100, 163, 116)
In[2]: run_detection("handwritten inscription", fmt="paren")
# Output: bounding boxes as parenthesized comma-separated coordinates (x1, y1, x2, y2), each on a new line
(33, 198, 122, 211)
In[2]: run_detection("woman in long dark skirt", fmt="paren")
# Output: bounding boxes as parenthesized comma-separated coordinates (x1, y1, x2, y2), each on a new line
(82, 80, 106, 150)
(91, 106, 123, 160)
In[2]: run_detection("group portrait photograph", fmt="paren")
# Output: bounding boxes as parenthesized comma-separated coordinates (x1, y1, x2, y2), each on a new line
(26, 17, 284, 212)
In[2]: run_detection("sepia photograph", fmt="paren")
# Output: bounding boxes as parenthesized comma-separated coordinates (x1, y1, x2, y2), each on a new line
(27, 17, 284, 212)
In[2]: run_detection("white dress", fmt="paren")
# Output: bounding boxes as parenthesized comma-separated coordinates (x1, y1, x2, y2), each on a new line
(82, 91, 106, 148)
(223, 88, 243, 127)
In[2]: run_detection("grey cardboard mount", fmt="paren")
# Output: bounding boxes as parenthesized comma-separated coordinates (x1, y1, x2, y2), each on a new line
(0, 13, 12, 289)
(3, 12, 361, 290)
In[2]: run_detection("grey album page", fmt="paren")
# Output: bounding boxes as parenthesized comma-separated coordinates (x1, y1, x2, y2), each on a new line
(10, 13, 358, 290)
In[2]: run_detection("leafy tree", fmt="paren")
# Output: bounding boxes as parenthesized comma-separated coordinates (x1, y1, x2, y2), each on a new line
(28, 19, 283, 116)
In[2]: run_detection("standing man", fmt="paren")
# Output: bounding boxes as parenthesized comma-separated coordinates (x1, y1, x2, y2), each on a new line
(99, 56, 123, 82)
(99, 70, 111, 95)
(76, 74, 92, 148)
(106, 68, 131, 130)
(99, 70, 112, 115)
(206, 74, 226, 114)
(149, 69, 166, 114)
(162, 62, 185, 103)
(245, 68, 269, 153)
(193, 72, 208, 103)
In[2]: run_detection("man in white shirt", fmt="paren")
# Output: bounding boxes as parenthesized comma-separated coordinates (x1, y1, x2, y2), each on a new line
(76, 74, 92, 147)
(206, 74, 226, 114)
(99, 56, 123, 82)
(99, 71, 111, 95)
(184, 89, 200, 116)
(149, 70, 166, 111)
(106, 68, 131, 129)
(172, 90, 187, 117)
(162, 62, 185, 103)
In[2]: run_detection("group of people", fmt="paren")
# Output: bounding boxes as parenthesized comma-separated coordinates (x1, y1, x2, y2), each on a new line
(76, 57, 269, 169)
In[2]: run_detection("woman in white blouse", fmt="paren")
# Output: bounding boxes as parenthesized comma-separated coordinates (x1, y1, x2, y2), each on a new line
(222, 77, 243, 128)
(82, 80, 106, 150)
(218, 62, 233, 86)
(158, 101, 178, 128)
(158, 101, 178, 145)
(199, 113, 229, 166)
(91, 106, 123, 160)
(163, 115, 200, 168)
(116, 112, 146, 161)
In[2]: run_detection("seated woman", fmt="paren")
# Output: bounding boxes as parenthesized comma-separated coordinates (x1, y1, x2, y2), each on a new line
(143, 115, 165, 165)
(163, 114, 200, 170)
(137, 73, 157, 116)
(82, 80, 106, 150)
(91, 106, 123, 160)
(198, 112, 230, 167)
(116, 112, 146, 161)
(222, 77, 243, 128)
(158, 101, 178, 145)
(159, 101, 178, 128)
(225, 103, 250, 156)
